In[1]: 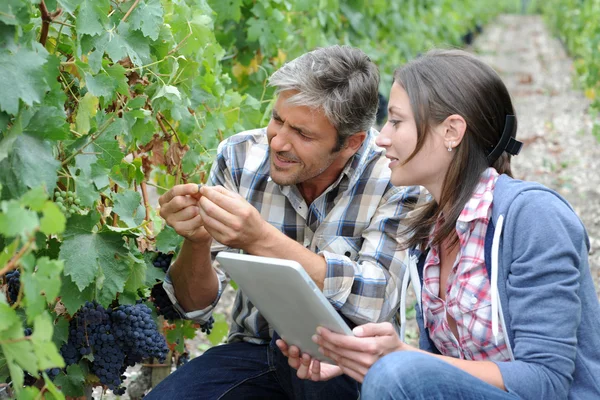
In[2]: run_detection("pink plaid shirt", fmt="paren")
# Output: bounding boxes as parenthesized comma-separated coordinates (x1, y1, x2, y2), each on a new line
(422, 168, 512, 361)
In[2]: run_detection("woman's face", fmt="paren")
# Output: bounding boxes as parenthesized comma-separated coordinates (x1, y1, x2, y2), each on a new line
(375, 83, 452, 199)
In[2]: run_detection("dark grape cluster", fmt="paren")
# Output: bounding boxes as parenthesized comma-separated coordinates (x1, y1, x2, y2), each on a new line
(6, 270, 20, 304)
(176, 351, 189, 368)
(60, 301, 168, 395)
(54, 189, 84, 218)
(200, 316, 214, 335)
(150, 282, 214, 334)
(112, 303, 168, 365)
(150, 283, 180, 320)
(152, 252, 173, 273)
(60, 302, 126, 393)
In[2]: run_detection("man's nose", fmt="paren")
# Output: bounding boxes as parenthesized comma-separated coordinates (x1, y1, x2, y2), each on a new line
(270, 127, 293, 152)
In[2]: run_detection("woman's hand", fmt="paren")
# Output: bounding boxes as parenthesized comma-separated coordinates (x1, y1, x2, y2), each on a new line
(277, 322, 416, 383)
(314, 322, 413, 383)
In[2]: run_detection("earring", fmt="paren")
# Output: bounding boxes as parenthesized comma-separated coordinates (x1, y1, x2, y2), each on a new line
(447, 141, 454, 152)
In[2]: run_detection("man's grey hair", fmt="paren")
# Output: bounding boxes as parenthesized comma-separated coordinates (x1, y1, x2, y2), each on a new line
(268, 45, 380, 149)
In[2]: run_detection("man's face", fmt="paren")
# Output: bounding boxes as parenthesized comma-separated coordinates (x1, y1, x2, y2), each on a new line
(266, 91, 341, 186)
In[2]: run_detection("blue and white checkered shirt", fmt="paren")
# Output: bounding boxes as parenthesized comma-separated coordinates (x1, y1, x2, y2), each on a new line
(164, 128, 421, 344)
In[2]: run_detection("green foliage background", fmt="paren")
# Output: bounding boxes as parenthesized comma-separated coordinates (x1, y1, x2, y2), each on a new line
(536, 0, 600, 140)
(0, 0, 513, 397)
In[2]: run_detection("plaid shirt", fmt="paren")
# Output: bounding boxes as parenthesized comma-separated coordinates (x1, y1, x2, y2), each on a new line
(422, 167, 511, 361)
(164, 128, 421, 344)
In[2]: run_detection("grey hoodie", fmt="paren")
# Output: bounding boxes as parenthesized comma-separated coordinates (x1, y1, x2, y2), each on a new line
(404, 175, 600, 399)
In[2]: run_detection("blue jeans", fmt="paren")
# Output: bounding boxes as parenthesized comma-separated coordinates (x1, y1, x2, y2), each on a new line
(362, 352, 520, 400)
(145, 335, 360, 400)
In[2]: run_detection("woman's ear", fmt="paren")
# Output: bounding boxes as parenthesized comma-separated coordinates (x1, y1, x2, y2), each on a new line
(443, 114, 466, 150)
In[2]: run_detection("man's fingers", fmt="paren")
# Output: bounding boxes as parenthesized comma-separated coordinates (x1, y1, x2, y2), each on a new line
(170, 215, 204, 237)
(199, 186, 244, 215)
(310, 360, 321, 381)
(276, 339, 289, 356)
(159, 195, 199, 219)
(201, 185, 239, 199)
(198, 196, 237, 230)
(165, 205, 199, 224)
(158, 183, 200, 206)
(296, 353, 312, 379)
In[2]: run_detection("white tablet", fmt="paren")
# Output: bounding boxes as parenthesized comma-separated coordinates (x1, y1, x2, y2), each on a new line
(215, 252, 353, 363)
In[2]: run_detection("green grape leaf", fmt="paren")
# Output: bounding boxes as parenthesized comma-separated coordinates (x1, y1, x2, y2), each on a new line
(0, 134, 60, 199)
(15, 387, 41, 400)
(23, 106, 69, 141)
(155, 225, 182, 253)
(22, 257, 64, 321)
(93, 129, 125, 169)
(31, 313, 65, 371)
(84, 65, 129, 101)
(0, 200, 39, 239)
(52, 317, 69, 347)
(124, 254, 147, 293)
(75, 92, 98, 135)
(71, 153, 99, 208)
(145, 263, 165, 286)
(208, 0, 243, 23)
(76, 0, 110, 37)
(40, 201, 66, 235)
(0, 0, 30, 26)
(41, 371, 66, 400)
(59, 275, 94, 315)
(207, 312, 229, 345)
(53, 364, 85, 397)
(84, 71, 117, 98)
(59, 214, 129, 298)
(129, 0, 164, 40)
(0, 302, 20, 334)
(0, 44, 49, 114)
(94, 21, 151, 67)
(19, 186, 47, 212)
(113, 190, 145, 228)
(1, 323, 38, 375)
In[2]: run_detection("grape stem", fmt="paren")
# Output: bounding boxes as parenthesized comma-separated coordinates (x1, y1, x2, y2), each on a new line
(0, 235, 36, 278)
(121, 0, 140, 23)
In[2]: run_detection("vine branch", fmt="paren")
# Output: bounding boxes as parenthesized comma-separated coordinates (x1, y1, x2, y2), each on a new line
(39, 0, 62, 47)
(122, 0, 140, 23)
(61, 116, 116, 166)
(157, 112, 181, 142)
(140, 181, 151, 222)
(0, 236, 35, 277)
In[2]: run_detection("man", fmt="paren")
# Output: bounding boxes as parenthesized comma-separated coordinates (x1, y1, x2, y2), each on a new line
(146, 45, 420, 399)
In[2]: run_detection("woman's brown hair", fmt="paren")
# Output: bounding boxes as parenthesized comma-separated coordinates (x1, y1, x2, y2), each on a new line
(396, 49, 517, 251)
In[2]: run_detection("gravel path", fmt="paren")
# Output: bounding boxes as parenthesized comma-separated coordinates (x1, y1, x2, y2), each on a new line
(475, 15, 600, 293)
(100, 14, 600, 399)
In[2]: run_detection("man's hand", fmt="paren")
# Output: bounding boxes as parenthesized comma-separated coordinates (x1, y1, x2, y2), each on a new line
(158, 184, 209, 244)
(197, 185, 267, 251)
(275, 339, 343, 382)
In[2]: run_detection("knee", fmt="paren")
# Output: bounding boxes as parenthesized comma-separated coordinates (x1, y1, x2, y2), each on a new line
(362, 351, 438, 399)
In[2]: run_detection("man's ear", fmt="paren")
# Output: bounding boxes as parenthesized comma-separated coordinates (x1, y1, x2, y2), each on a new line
(443, 114, 467, 149)
(343, 131, 367, 154)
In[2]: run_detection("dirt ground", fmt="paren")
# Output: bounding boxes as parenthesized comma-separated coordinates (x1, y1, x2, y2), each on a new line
(98, 14, 600, 399)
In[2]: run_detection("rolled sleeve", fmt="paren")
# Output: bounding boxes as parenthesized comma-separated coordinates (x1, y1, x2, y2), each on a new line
(162, 263, 228, 325)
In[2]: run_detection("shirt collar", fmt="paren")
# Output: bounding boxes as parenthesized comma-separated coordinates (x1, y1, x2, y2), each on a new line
(457, 167, 499, 224)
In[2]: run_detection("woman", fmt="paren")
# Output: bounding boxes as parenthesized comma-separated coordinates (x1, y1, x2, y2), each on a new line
(277, 49, 600, 399)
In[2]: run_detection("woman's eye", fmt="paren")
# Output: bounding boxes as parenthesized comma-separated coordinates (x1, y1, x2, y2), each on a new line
(388, 120, 401, 127)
